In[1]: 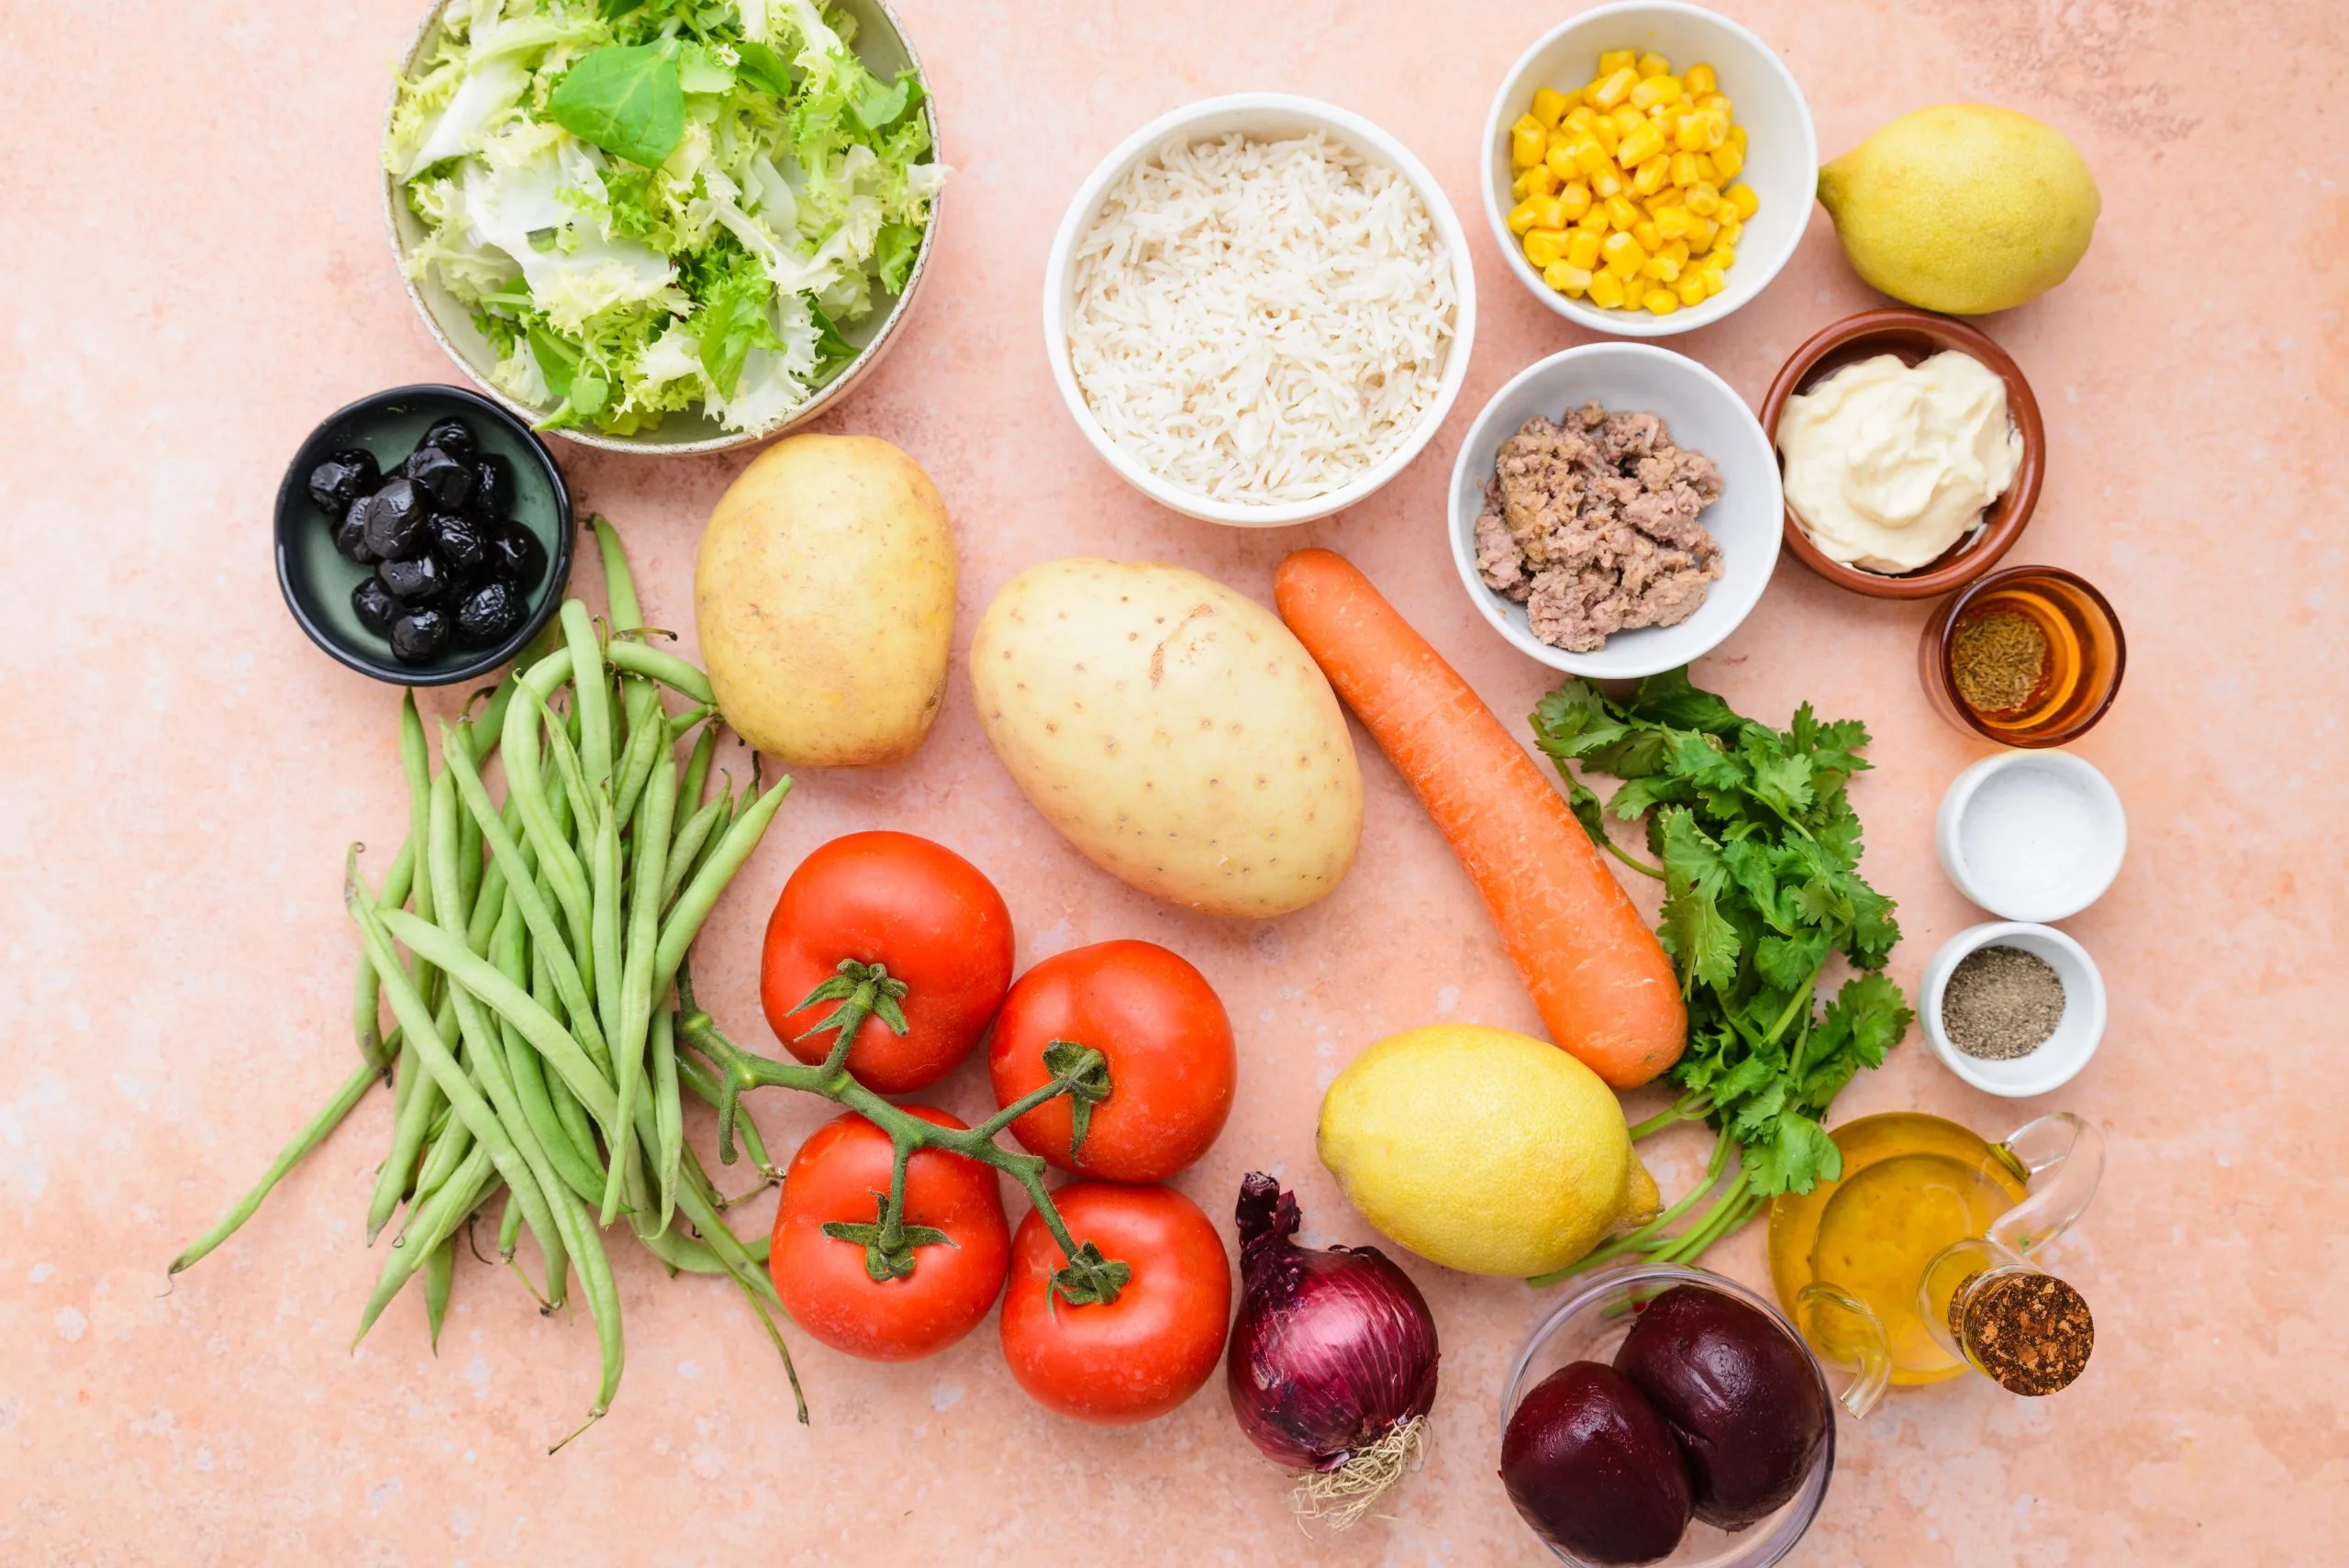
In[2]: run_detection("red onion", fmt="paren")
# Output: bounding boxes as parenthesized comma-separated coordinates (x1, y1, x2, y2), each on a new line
(1226, 1173, 1440, 1526)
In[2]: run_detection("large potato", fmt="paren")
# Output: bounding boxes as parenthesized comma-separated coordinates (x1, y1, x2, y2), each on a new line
(972, 560, 1361, 918)
(696, 435, 954, 768)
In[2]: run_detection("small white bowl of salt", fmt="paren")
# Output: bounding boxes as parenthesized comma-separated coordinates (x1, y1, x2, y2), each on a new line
(1934, 751, 2126, 924)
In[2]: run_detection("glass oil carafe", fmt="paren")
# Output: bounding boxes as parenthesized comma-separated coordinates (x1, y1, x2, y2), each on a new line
(1765, 1111, 2101, 1417)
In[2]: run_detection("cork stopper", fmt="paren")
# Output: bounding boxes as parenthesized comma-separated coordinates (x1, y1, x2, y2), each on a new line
(1949, 1272, 2094, 1396)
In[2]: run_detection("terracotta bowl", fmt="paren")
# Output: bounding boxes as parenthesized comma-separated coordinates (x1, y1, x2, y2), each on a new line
(1757, 308, 2044, 600)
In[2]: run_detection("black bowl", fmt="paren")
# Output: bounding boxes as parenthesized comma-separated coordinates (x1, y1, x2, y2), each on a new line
(275, 384, 573, 685)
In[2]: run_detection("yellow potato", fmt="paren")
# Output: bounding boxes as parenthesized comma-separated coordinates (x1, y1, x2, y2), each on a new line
(971, 560, 1362, 918)
(695, 435, 954, 768)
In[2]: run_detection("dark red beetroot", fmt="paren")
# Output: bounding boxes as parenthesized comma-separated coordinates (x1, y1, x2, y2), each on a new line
(1501, 1361, 1692, 1563)
(1614, 1285, 1830, 1530)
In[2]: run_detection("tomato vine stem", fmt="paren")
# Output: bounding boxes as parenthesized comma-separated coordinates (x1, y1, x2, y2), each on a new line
(674, 958, 1128, 1302)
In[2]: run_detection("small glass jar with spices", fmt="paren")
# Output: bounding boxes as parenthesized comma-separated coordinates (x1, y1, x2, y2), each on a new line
(1920, 565, 2126, 747)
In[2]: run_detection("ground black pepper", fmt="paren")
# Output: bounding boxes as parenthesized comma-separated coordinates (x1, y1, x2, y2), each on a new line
(1943, 944, 2066, 1060)
(1950, 1271, 2094, 1396)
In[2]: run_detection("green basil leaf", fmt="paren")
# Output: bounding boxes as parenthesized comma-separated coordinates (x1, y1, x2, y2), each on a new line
(734, 39, 796, 97)
(548, 43, 685, 170)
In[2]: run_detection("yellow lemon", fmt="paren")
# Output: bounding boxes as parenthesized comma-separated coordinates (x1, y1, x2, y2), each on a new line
(1318, 1024, 1659, 1278)
(1818, 105, 2099, 315)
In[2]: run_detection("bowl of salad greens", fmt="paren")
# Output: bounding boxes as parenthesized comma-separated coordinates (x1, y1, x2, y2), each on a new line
(383, 0, 943, 453)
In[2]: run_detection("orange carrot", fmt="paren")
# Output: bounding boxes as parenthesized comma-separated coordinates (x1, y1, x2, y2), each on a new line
(1275, 550, 1685, 1089)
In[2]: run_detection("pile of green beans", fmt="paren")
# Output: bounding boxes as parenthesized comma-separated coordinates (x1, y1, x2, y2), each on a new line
(171, 518, 802, 1448)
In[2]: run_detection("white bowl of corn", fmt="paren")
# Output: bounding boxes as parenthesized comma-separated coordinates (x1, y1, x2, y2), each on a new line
(1482, 1, 1816, 336)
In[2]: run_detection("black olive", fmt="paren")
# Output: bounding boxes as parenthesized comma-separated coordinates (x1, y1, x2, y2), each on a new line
(487, 522, 548, 589)
(334, 495, 380, 563)
(453, 578, 528, 647)
(467, 453, 514, 520)
(362, 477, 429, 559)
(308, 449, 380, 514)
(351, 576, 402, 636)
(378, 551, 448, 603)
(390, 607, 452, 664)
(403, 445, 476, 511)
(429, 511, 489, 579)
(418, 417, 477, 461)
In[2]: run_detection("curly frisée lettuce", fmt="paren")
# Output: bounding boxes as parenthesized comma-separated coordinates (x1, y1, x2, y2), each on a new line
(387, 0, 941, 437)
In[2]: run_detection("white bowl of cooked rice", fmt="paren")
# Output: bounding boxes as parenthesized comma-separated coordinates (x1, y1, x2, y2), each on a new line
(1042, 95, 1477, 527)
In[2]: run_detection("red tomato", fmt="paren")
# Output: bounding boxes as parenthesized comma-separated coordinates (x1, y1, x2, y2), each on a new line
(988, 940, 1235, 1183)
(762, 831, 1015, 1094)
(769, 1106, 1010, 1362)
(998, 1182, 1232, 1423)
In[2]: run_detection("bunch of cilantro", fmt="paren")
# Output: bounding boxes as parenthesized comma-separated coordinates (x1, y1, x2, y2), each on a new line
(1528, 669, 1913, 1280)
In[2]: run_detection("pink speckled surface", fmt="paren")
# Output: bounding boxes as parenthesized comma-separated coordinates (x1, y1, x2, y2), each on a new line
(4, 0, 2344, 1562)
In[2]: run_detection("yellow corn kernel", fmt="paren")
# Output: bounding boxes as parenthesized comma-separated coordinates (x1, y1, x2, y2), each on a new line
(1616, 119, 1668, 167)
(1612, 105, 1647, 137)
(1531, 87, 1572, 128)
(1709, 241, 1736, 270)
(1523, 228, 1571, 268)
(1591, 66, 1639, 108)
(1604, 193, 1642, 229)
(1676, 273, 1709, 306)
(1698, 93, 1732, 115)
(1698, 263, 1727, 296)
(1727, 122, 1748, 153)
(1661, 237, 1691, 267)
(1631, 74, 1683, 111)
(1565, 104, 1600, 133)
(1684, 181, 1722, 217)
(1642, 287, 1680, 315)
(1511, 116, 1546, 169)
(1590, 116, 1620, 156)
(1588, 270, 1628, 309)
(1687, 215, 1720, 251)
(1539, 195, 1575, 230)
(1728, 182, 1760, 219)
(1598, 50, 1637, 77)
(1543, 261, 1595, 296)
(1556, 180, 1594, 220)
(1545, 144, 1579, 181)
(1715, 217, 1742, 247)
(1631, 218, 1664, 252)
(1685, 62, 1718, 97)
(1514, 163, 1561, 200)
(1690, 152, 1721, 185)
(1565, 228, 1603, 270)
(1576, 204, 1612, 235)
(1710, 139, 1744, 180)
(1637, 51, 1671, 78)
(1673, 113, 1709, 153)
(1639, 255, 1667, 280)
(1507, 198, 1542, 236)
(1632, 154, 1670, 195)
(1601, 229, 1647, 277)
(1590, 165, 1626, 199)
(1653, 203, 1697, 239)
(1572, 138, 1612, 177)
(1666, 151, 1699, 189)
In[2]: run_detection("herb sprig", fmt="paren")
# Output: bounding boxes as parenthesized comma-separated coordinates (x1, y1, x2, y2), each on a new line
(1529, 669, 1912, 1280)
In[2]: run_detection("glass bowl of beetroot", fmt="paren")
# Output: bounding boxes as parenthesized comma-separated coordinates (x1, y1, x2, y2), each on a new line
(1499, 1265, 1836, 1568)
(275, 384, 573, 685)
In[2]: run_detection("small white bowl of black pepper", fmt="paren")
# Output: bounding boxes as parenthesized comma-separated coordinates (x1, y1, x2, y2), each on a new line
(1920, 921, 2106, 1097)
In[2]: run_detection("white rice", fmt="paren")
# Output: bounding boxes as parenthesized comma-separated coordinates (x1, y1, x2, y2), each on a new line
(1065, 130, 1457, 506)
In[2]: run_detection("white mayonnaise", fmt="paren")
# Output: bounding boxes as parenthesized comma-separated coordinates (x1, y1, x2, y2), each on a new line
(1777, 350, 2023, 573)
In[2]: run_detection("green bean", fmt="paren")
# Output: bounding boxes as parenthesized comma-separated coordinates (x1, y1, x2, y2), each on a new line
(442, 725, 609, 1071)
(405, 1113, 477, 1231)
(350, 888, 562, 1318)
(589, 794, 624, 1062)
(665, 704, 713, 741)
(562, 602, 613, 789)
(536, 692, 600, 853)
(495, 894, 607, 1207)
(380, 908, 618, 1133)
(368, 1016, 444, 1244)
(355, 1142, 493, 1346)
(654, 779, 792, 997)
(661, 795, 726, 911)
(612, 684, 667, 830)
(455, 781, 483, 926)
(501, 651, 592, 965)
(423, 1235, 455, 1351)
(639, 1224, 772, 1275)
(590, 515, 643, 630)
(606, 749, 674, 1229)
(674, 725, 718, 830)
(650, 1004, 683, 1234)
(168, 1058, 383, 1274)
(607, 639, 714, 706)
(398, 693, 439, 989)
(540, 1175, 623, 1448)
(497, 1184, 526, 1257)
(351, 840, 415, 1072)
(533, 935, 604, 1166)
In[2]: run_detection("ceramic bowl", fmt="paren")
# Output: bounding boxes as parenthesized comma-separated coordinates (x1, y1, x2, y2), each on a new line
(1920, 921, 2107, 1097)
(1041, 93, 1478, 528)
(1448, 341, 1780, 679)
(1480, 1, 1817, 339)
(382, 0, 941, 456)
(1934, 750, 2127, 922)
(1501, 1264, 1831, 1567)
(275, 384, 573, 686)
(1759, 309, 2044, 598)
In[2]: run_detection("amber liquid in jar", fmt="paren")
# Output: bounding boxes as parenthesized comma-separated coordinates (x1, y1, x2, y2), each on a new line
(1921, 567, 2126, 747)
